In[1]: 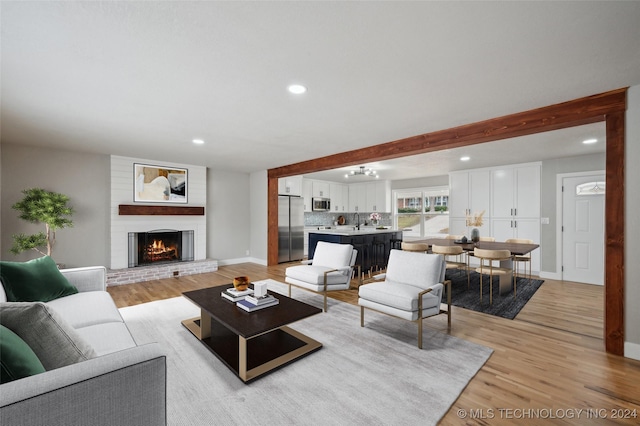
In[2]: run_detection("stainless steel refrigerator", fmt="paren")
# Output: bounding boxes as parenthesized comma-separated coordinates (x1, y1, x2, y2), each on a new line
(278, 195, 304, 263)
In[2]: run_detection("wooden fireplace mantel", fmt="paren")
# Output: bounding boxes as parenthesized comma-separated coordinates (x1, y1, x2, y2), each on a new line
(119, 204, 205, 216)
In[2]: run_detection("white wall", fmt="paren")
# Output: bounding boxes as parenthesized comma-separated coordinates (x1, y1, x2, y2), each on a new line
(110, 156, 207, 269)
(1, 144, 110, 267)
(625, 84, 640, 359)
(249, 170, 268, 264)
(207, 169, 251, 262)
(539, 153, 605, 273)
(391, 175, 449, 190)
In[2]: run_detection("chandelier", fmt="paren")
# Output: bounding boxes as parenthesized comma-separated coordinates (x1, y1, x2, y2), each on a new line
(345, 166, 379, 179)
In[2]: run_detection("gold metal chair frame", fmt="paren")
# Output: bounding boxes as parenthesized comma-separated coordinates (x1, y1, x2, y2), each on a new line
(474, 248, 513, 305)
(359, 280, 452, 349)
(287, 265, 362, 312)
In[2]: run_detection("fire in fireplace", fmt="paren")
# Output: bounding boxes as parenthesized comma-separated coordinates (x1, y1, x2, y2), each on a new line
(128, 230, 194, 267)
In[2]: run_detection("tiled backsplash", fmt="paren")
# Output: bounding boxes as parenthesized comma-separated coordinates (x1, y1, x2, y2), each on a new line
(304, 211, 392, 227)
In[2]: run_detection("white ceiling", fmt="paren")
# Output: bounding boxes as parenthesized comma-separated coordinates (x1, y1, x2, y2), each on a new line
(1, 2, 638, 178)
(304, 121, 607, 182)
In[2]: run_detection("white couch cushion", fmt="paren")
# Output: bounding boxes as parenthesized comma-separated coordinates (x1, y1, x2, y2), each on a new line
(385, 250, 445, 290)
(47, 291, 124, 328)
(285, 265, 350, 285)
(311, 242, 354, 271)
(75, 322, 137, 356)
(358, 281, 442, 311)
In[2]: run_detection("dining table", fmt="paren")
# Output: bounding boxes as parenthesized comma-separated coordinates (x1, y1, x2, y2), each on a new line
(410, 238, 540, 295)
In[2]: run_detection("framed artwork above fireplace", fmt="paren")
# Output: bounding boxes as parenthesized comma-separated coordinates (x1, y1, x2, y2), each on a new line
(134, 163, 188, 203)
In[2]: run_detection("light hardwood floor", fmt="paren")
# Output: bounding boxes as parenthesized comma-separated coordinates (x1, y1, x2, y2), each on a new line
(107, 263, 640, 425)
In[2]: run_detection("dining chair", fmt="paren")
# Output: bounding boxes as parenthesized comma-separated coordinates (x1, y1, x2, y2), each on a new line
(473, 248, 513, 305)
(445, 234, 463, 240)
(431, 244, 469, 288)
(478, 236, 496, 242)
(505, 238, 533, 283)
(401, 242, 429, 253)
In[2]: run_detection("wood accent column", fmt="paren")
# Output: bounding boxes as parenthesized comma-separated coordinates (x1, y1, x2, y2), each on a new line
(605, 111, 625, 355)
(267, 88, 627, 355)
(267, 173, 279, 265)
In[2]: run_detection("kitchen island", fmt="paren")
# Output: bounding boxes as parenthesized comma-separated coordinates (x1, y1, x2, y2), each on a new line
(309, 228, 403, 275)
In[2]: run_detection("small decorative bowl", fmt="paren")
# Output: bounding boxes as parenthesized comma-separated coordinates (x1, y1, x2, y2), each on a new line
(233, 276, 250, 291)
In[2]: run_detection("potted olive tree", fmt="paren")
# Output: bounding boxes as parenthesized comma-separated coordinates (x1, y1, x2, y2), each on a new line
(10, 188, 74, 259)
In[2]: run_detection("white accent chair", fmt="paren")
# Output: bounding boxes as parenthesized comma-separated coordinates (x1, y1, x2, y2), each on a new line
(358, 249, 451, 349)
(285, 241, 360, 312)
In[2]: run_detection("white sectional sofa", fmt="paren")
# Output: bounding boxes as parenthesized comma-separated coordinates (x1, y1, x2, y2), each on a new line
(0, 266, 167, 426)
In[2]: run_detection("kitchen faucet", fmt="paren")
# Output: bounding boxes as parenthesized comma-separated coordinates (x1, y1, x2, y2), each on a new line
(354, 212, 360, 230)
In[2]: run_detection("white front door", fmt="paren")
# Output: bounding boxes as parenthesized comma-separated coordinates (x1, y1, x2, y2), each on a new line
(562, 174, 605, 285)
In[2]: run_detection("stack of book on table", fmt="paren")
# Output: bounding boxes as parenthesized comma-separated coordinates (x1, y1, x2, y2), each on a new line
(236, 293, 279, 312)
(221, 287, 253, 302)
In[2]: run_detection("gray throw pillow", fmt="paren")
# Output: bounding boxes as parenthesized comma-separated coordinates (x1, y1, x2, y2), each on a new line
(0, 302, 97, 370)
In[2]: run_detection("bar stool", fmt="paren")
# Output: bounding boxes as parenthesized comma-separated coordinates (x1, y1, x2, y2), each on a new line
(350, 236, 369, 279)
(401, 242, 429, 253)
(390, 237, 403, 250)
(371, 236, 387, 273)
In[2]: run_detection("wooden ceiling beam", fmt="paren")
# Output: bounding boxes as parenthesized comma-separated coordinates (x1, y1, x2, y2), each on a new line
(269, 88, 625, 179)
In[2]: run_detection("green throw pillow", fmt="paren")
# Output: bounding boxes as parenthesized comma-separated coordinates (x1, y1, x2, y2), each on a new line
(0, 324, 46, 383)
(0, 302, 96, 371)
(0, 256, 78, 302)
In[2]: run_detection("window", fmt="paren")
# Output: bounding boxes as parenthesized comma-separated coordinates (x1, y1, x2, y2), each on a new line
(576, 181, 606, 195)
(394, 186, 449, 239)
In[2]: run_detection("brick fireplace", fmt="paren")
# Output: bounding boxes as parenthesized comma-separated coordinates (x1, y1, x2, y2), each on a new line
(128, 229, 194, 268)
(108, 156, 216, 285)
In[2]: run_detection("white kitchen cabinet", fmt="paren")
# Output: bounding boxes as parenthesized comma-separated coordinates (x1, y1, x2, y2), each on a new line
(491, 217, 540, 272)
(491, 164, 540, 219)
(365, 183, 376, 211)
(330, 183, 348, 212)
(348, 182, 366, 212)
(302, 179, 313, 212)
(449, 170, 491, 238)
(364, 181, 391, 212)
(278, 175, 303, 196)
(349, 180, 390, 213)
(489, 162, 541, 272)
(312, 181, 330, 198)
(374, 180, 391, 212)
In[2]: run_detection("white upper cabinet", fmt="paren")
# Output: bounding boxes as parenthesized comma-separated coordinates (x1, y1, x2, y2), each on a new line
(373, 181, 391, 212)
(348, 181, 390, 213)
(312, 181, 330, 198)
(302, 179, 313, 212)
(449, 170, 490, 217)
(330, 183, 348, 212)
(348, 182, 367, 212)
(448, 172, 470, 218)
(450, 164, 539, 244)
(491, 164, 540, 218)
(515, 165, 541, 218)
(278, 175, 303, 196)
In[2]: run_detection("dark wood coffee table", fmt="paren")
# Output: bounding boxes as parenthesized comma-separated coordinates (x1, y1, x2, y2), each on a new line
(181, 284, 322, 383)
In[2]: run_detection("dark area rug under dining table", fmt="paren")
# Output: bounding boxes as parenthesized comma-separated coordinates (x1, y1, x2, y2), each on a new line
(444, 270, 544, 319)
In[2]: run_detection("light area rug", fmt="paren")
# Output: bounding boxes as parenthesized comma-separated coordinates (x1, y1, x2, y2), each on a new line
(119, 280, 493, 426)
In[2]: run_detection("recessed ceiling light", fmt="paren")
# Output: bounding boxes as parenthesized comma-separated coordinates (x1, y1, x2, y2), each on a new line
(460, 156, 470, 161)
(583, 138, 598, 144)
(192, 139, 204, 145)
(288, 84, 307, 94)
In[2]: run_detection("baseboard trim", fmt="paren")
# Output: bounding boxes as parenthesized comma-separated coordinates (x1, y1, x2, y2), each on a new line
(217, 257, 268, 266)
(624, 342, 640, 361)
(538, 271, 561, 280)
